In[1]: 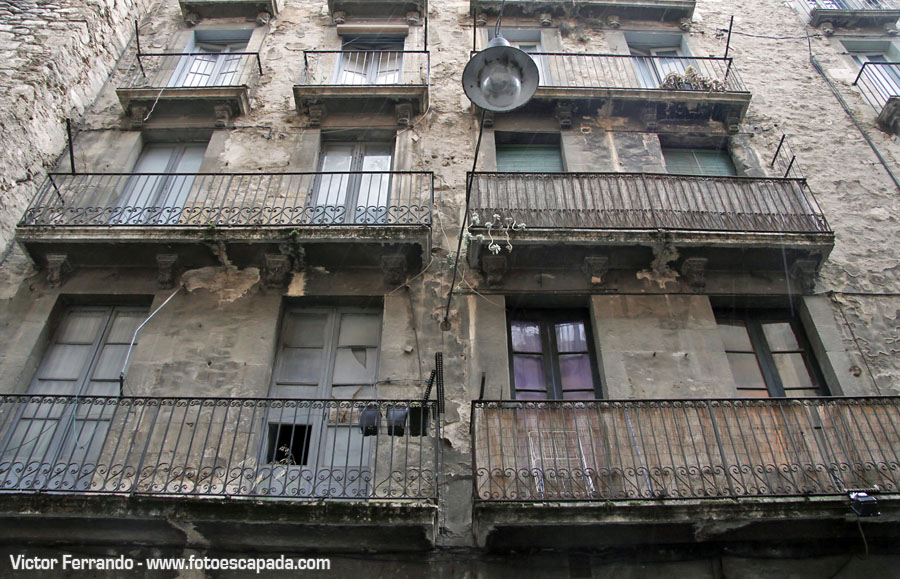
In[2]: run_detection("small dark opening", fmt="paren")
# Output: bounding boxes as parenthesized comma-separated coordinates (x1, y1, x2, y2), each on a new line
(266, 423, 312, 465)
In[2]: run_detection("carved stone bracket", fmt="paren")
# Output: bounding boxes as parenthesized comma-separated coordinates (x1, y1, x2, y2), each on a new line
(482, 110, 494, 127)
(156, 254, 179, 289)
(332, 10, 346, 24)
(396, 103, 413, 127)
(406, 11, 421, 25)
(481, 254, 507, 287)
(555, 103, 573, 129)
(606, 14, 620, 28)
(46, 254, 71, 288)
(382, 255, 408, 286)
(475, 13, 488, 26)
(129, 105, 149, 127)
(184, 11, 200, 26)
(214, 105, 232, 128)
(582, 256, 609, 288)
(539, 13, 552, 26)
(256, 11, 271, 26)
(679, 18, 692, 31)
(790, 259, 819, 293)
(264, 254, 291, 288)
(680, 257, 708, 290)
(308, 104, 326, 127)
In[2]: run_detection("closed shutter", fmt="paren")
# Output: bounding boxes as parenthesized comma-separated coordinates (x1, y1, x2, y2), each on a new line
(496, 144, 563, 173)
(663, 148, 736, 177)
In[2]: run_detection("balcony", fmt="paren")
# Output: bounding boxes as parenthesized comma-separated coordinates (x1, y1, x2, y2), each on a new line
(470, 0, 696, 23)
(328, 0, 425, 18)
(294, 51, 429, 126)
(488, 54, 749, 131)
(472, 398, 900, 550)
(0, 396, 439, 550)
(16, 171, 433, 281)
(467, 172, 833, 286)
(116, 51, 262, 125)
(854, 61, 900, 133)
(797, 0, 900, 28)
(178, 0, 280, 19)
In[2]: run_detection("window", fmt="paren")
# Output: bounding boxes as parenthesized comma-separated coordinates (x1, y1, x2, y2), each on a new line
(169, 29, 252, 88)
(265, 307, 381, 495)
(0, 306, 147, 489)
(490, 29, 547, 84)
(626, 33, 691, 89)
(117, 141, 207, 224)
(716, 310, 826, 398)
(508, 309, 601, 400)
(844, 41, 900, 102)
(312, 139, 393, 224)
(662, 147, 736, 176)
(495, 133, 563, 173)
(337, 36, 404, 85)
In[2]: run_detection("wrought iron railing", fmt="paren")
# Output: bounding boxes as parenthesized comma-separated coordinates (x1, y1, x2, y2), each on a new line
(119, 51, 262, 91)
(469, 172, 830, 234)
(18, 172, 434, 227)
(298, 51, 429, 87)
(0, 396, 439, 500)
(472, 397, 900, 501)
(854, 61, 900, 115)
(797, 0, 900, 16)
(507, 53, 746, 93)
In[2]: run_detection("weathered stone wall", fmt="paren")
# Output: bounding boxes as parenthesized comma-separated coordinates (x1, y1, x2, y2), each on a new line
(0, 0, 152, 254)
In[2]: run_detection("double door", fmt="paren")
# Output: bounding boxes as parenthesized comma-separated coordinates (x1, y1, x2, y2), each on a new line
(312, 142, 393, 224)
(169, 34, 249, 88)
(117, 143, 206, 224)
(263, 308, 381, 497)
(0, 307, 146, 491)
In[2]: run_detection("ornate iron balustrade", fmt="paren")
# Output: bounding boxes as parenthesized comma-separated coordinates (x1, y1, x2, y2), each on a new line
(472, 397, 900, 501)
(469, 172, 830, 234)
(511, 53, 745, 93)
(0, 396, 439, 500)
(119, 51, 262, 91)
(18, 171, 434, 227)
(854, 61, 900, 115)
(299, 51, 430, 86)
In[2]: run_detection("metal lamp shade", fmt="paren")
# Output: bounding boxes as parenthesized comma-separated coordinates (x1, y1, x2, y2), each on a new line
(462, 37, 540, 112)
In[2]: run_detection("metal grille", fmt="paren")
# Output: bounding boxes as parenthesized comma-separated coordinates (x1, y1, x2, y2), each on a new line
(469, 172, 830, 234)
(472, 398, 900, 501)
(299, 51, 430, 86)
(0, 396, 439, 500)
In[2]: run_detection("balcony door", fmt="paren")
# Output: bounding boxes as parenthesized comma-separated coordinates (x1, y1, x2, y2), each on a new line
(168, 30, 250, 88)
(0, 307, 146, 491)
(337, 37, 403, 85)
(311, 141, 393, 224)
(263, 308, 381, 497)
(116, 142, 206, 225)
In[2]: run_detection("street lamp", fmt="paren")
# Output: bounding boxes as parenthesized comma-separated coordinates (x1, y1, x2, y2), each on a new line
(441, 33, 540, 330)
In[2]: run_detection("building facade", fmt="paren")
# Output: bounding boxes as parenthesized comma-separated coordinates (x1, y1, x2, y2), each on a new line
(0, 0, 900, 575)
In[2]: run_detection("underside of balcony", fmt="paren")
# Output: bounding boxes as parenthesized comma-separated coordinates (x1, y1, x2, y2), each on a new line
(808, 7, 900, 28)
(116, 86, 252, 123)
(0, 494, 437, 552)
(328, 0, 425, 18)
(471, 0, 696, 22)
(293, 86, 429, 123)
(877, 95, 900, 133)
(178, 0, 280, 19)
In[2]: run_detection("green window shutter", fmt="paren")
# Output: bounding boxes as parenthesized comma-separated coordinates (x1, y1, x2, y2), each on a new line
(662, 148, 736, 177)
(496, 145, 564, 173)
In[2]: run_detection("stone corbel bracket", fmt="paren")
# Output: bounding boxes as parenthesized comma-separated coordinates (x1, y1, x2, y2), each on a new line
(382, 255, 408, 286)
(582, 256, 609, 288)
(156, 254, 179, 289)
(790, 258, 819, 293)
(264, 254, 291, 288)
(481, 254, 507, 287)
(46, 254, 71, 288)
(680, 257, 708, 290)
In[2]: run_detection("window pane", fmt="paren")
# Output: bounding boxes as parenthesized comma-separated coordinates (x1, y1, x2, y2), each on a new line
(516, 389, 548, 401)
(726, 352, 767, 390)
(283, 313, 327, 348)
(332, 347, 377, 384)
(106, 312, 145, 344)
(337, 314, 380, 347)
(762, 322, 801, 352)
(555, 322, 587, 353)
(56, 311, 105, 344)
(718, 321, 753, 351)
(496, 145, 563, 173)
(513, 354, 547, 394)
(559, 354, 593, 393)
(773, 353, 815, 390)
(37, 345, 92, 381)
(277, 348, 323, 384)
(511, 321, 542, 353)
